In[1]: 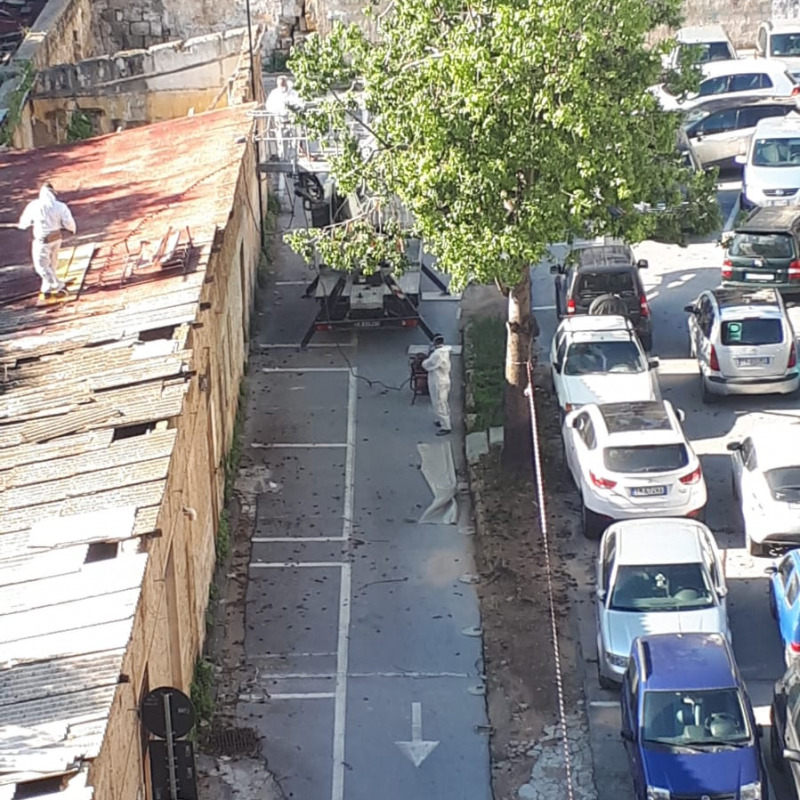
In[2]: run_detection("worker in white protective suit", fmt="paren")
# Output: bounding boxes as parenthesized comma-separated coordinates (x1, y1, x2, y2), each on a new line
(18, 183, 76, 294)
(422, 334, 452, 436)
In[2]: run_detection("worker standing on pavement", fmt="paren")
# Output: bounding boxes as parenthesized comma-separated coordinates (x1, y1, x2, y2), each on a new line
(422, 334, 452, 436)
(18, 182, 76, 295)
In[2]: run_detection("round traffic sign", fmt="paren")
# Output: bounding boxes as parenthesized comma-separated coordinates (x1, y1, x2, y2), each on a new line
(140, 687, 196, 739)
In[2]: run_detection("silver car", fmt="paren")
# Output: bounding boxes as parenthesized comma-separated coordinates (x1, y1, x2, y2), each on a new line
(684, 286, 800, 402)
(596, 518, 729, 687)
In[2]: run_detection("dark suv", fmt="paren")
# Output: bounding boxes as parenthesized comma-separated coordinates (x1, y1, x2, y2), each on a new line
(723, 206, 800, 294)
(770, 660, 800, 786)
(551, 241, 653, 350)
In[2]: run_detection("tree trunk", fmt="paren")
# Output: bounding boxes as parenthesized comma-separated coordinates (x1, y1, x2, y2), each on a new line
(501, 267, 536, 471)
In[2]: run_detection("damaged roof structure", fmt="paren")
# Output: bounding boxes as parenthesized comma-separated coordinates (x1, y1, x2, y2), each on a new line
(0, 104, 259, 799)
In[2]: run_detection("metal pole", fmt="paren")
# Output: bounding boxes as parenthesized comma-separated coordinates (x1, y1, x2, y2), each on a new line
(245, 0, 257, 102)
(245, 0, 267, 251)
(162, 693, 179, 800)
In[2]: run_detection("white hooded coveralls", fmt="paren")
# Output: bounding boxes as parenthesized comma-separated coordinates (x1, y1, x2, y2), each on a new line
(422, 345, 452, 430)
(18, 186, 77, 292)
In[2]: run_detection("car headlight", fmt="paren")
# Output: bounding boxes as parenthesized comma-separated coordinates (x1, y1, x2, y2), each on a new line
(740, 781, 761, 800)
(646, 787, 670, 800)
(605, 651, 629, 669)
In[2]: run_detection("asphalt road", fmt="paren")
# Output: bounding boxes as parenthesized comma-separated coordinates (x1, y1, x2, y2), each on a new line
(238, 214, 492, 800)
(531, 208, 799, 799)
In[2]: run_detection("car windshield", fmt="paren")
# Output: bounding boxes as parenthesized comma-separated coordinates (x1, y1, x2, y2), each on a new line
(604, 444, 689, 473)
(766, 466, 800, 501)
(771, 33, 800, 57)
(642, 688, 751, 747)
(728, 232, 795, 259)
(563, 341, 644, 376)
(693, 42, 734, 62)
(752, 137, 800, 166)
(575, 271, 636, 298)
(721, 318, 783, 345)
(610, 563, 715, 611)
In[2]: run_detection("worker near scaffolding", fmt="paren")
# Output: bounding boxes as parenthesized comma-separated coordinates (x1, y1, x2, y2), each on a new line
(18, 182, 76, 295)
(422, 334, 452, 436)
(265, 76, 304, 160)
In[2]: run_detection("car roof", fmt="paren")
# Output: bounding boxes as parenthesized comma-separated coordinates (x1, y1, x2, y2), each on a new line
(558, 315, 635, 333)
(597, 401, 675, 435)
(752, 112, 800, 135)
(685, 95, 797, 116)
(749, 425, 800, 467)
(637, 633, 736, 691)
(736, 205, 800, 232)
(572, 243, 634, 268)
(766, 20, 800, 34)
(611, 520, 708, 565)
(702, 57, 789, 78)
(677, 25, 731, 44)
(709, 286, 782, 308)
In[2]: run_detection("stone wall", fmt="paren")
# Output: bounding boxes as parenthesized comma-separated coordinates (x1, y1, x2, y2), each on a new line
(21, 29, 260, 146)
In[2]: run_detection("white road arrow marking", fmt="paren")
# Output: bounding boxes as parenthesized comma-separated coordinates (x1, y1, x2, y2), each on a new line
(395, 702, 439, 767)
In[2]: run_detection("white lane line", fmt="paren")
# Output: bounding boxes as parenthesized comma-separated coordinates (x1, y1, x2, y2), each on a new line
(258, 342, 356, 348)
(332, 368, 357, 800)
(532, 304, 556, 311)
(252, 671, 472, 679)
(270, 692, 336, 700)
(589, 700, 620, 708)
(248, 652, 338, 659)
(274, 280, 308, 285)
(252, 536, 347, 543)
(250, 562, 346, 568)
(251, 442, 347, 449)
(261, 367, 351, 373)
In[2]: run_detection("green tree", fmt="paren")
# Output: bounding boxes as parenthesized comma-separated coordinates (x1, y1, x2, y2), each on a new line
(286, 0, 719, 468)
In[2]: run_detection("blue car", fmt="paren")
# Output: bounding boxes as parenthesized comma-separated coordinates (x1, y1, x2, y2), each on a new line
(767, 549, 800, 666)
(620, 632, 766, 800)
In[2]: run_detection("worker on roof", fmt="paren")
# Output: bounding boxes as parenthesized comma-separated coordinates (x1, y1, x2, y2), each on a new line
(17, 182, 76, 295)
(422, 334, 452, 436)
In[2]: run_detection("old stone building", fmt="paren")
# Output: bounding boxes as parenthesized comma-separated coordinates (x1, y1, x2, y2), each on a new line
(0, 104, 264, 800)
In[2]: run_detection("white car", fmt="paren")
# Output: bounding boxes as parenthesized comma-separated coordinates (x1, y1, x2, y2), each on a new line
(549, 315, 660, 414)
(652, 58, 799, 112)
(757, 20, 800, 82)
(596, 518, 729, 687)
(663, 24, 737, 71)
(685, 286, 800, 402)
(563, 400, 707, 539)
(728, 425, 800, 555)
(738, 113, 800, 209)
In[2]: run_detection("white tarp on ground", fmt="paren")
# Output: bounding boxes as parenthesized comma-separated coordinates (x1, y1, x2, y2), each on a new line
(417, 441, 458, 525)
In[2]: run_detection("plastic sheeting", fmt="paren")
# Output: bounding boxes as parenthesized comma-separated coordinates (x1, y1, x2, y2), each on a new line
(417, 441, 458, 525)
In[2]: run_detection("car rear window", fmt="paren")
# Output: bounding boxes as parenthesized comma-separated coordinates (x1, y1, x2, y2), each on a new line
(563, 341, 645, 375)
(766, 467, 800, 502)
(603, 444, 689, 473)
(721, 318, 784, 345)
(575, 271, 636, 296)
(728, 232, 795, 259)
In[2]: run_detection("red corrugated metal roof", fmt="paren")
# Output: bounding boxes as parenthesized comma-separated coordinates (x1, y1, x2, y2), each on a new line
(0, 105, 255, 305)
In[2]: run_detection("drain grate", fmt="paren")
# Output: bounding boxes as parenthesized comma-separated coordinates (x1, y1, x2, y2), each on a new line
(205, 726, 261, 757)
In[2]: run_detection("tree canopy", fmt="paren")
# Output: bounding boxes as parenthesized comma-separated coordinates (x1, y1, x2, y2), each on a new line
(286, 0, 719, 290)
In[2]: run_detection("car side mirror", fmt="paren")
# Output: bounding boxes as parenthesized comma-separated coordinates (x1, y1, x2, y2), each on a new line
(621, 729, 635, 742)
(596, 587, 607, 601)
(552, 361, 562, 374)
(784, 748, 800, 764)
(726, 442, 741, 452)
(683, 304, 695, 314)
(734, 154, 747, 165)
(765, 565, 778, 576)
(676, 408, 686, 422)
(636, 259, 649, 269)
(648, 359, 659, 370)
(570, 417, 581, 429)
(550, 264, 563, 275)
(717, 585, 728, 597)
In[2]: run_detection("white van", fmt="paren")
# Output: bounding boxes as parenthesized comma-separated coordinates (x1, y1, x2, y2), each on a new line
(664, 25, 737, 70)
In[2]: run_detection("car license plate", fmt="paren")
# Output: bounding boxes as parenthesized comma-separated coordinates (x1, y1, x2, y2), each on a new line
(736, 356, 770, 367)
(745, 272, 774, 281)
(768, 199, 791, 207)
(630, 485, 667, 497)
(354, 320, 381, 328)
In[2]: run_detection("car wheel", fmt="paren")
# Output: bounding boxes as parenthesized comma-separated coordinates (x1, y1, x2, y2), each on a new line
(700, 375, 717, 405)
(748, 537, 765, 557)
(582, 504, 604, 540)
(597, 664, 616, 691)
(771, 721, 785, 771)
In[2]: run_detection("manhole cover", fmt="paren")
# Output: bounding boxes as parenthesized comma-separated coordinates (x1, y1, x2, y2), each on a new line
(205, 726, 261, 757)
